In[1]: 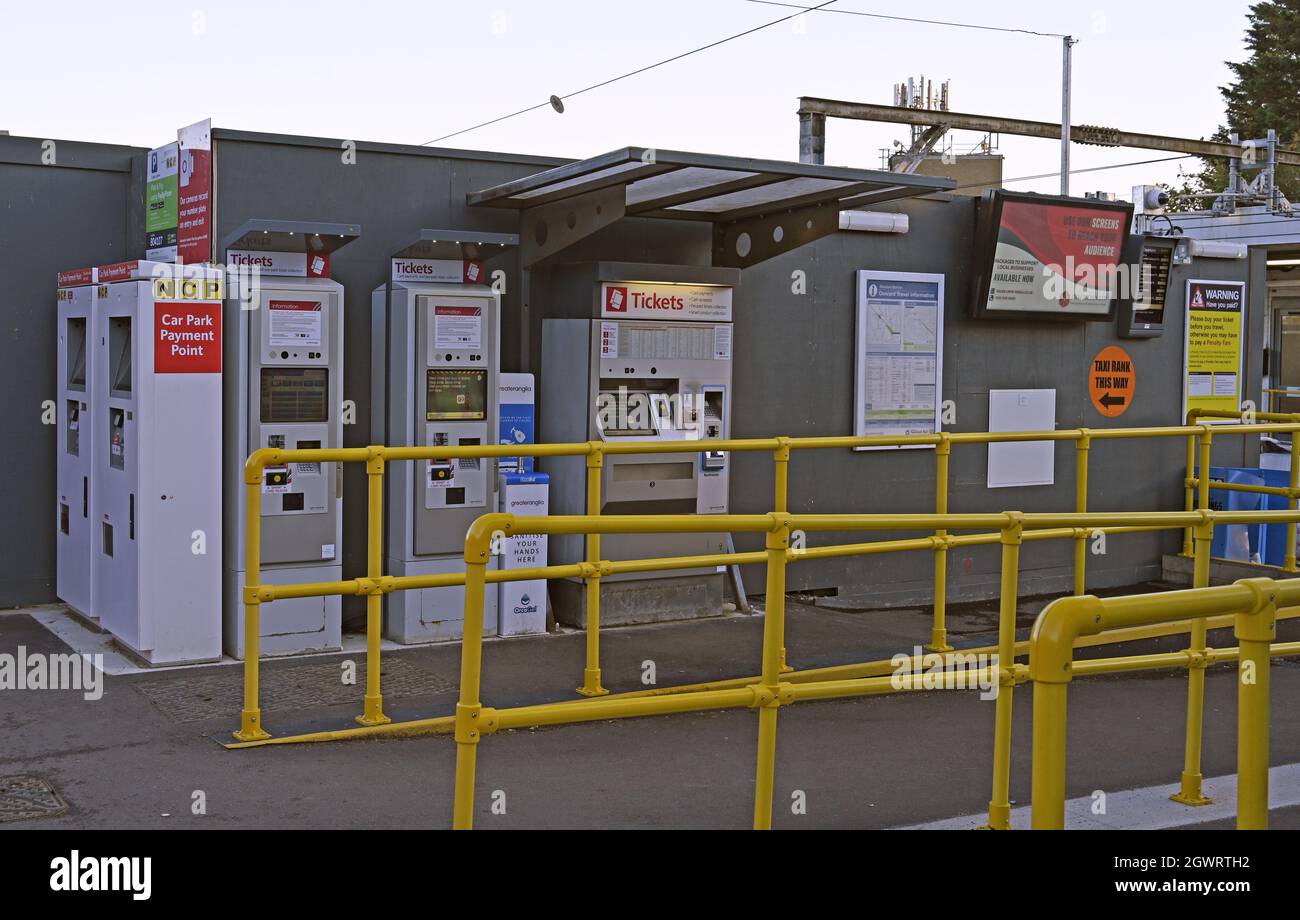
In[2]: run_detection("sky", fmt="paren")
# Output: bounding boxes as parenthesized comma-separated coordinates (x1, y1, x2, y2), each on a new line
(1, 0, 1261, 200)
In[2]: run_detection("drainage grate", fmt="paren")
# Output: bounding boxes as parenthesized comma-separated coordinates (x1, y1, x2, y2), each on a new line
(132, 657, 457, 723)
(0, 775, 69, 823)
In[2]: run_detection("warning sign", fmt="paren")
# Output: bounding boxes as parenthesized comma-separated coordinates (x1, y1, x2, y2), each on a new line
(1090, 345, 1134, 417)
(1183, 279, 1245, 420)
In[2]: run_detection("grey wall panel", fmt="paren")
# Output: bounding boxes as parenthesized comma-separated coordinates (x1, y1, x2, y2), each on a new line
(0, 137, 142, 605)
(1, 124, 1257, 615)
(210, 133, 563, 626)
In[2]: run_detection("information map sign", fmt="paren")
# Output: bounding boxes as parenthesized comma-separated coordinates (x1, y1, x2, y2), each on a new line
(854, 270, 944, 451)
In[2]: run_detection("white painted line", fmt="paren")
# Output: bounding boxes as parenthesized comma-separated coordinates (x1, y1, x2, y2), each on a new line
(22, 606, 405, 676)
(901, 762, 1300, 829)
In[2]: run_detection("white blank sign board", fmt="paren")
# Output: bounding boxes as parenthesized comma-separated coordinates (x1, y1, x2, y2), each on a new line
(987, 389, 1057, 488)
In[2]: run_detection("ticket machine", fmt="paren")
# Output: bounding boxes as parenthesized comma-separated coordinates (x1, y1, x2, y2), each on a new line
(55, 266, 98, 622)
(537, 262, 738, 626)
(92, 261, 224, 665)
(222, 220, 358, 658)
(371, 231, 514, 643)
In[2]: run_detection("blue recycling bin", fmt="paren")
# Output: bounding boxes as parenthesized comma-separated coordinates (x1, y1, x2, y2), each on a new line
(1201, 467, 1263, 561)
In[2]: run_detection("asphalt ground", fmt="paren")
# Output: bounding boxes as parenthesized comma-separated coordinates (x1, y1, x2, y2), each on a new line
(2, 585, 1299, 830)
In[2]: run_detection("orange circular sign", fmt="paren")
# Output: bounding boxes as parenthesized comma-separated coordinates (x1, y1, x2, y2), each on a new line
(1090, 345, 1135, 417)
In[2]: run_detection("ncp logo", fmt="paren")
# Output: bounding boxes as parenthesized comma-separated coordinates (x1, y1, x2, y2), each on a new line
(605, 286, 628, 313)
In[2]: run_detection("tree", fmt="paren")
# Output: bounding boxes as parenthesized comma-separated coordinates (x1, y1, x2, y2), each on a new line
(1175, 0, 1300, 211)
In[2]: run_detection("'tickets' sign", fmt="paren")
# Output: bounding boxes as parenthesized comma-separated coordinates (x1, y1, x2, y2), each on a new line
(154, 302, 222, 373)
(390, 258, 485, 284)
(227, 250, 330, 278)
(177, 119, 213, 264)
(1183, 279, 1246, 420)
(600, 282, 733, 321)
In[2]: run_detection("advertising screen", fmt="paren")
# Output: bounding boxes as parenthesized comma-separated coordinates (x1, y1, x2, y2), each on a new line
(970, 191, 1134, 321)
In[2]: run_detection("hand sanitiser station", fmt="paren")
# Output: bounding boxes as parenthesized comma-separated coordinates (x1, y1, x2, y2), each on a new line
(222, 221, 359, 658)
(371, 230, 514, 643)
(92, 260, 225, 666)
(55, 266, 98, 622)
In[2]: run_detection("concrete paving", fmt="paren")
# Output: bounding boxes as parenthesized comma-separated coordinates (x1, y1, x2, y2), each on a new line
(2, 587, 1299, 830)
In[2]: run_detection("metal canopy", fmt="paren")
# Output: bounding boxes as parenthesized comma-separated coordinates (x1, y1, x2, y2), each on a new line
(221, 218, 361, 255)
(467, 147, 955, 267)
(391, 228, 519, 262)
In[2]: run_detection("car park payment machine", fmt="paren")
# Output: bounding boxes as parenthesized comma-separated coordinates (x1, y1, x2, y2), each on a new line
(93, 260, 224, 665)
(222, 221, 358, 658)
(55, 266, 98, 621)
(372, 231, 514, 643)
(538, 262, 738, 626)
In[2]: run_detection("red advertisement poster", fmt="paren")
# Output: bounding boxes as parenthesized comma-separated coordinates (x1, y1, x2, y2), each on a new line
(985, 200, 1128, 316)
(176, 119, 213, 265)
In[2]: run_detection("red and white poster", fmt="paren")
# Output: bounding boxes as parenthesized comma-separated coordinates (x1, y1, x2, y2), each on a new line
(154, 302, 222, 373)
(984, 200, 1128, 316)
(177, 119, 213, 265)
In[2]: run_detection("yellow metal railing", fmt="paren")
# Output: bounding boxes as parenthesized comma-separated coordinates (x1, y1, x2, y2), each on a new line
(447, 508, 1300, 829)
(1265, 387, 1300, 414)
(233, 416, 1300, 828)
(1030, 575, 1293, 830)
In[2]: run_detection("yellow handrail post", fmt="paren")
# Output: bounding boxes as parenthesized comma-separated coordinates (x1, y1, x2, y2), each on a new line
(1073, 431, 1091, 596)
(234, 460, 272, 741)
(1287, 437, 1300, 573)
(357, 449, 391, 726)
(577, 445, 609, 697)
(984, 512, 1023, 830)
(1028, 595, 1097, 830)
(753, 514, 791, 830)
(1235, 579, 1277, 830)
(452, 515, 504, 829)
(1173, 428, 1215, 807)
(929, 435, 954, 652)
(773, 439, 794, 672)
(1182, 433, 1196, 557)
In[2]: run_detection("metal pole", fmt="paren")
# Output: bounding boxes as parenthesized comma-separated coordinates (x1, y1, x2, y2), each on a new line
(1073, 432, 1090, 595)
(578, 448, 608, 696)
(1060, 36, 1074, 196)
(753, 520, 789, 830)
(358, 451, 390, 726)
(1173, 429, 1215, 806)
(929, 437, 953, 652)
(1235, 588, 1276, 830)
(985, 517, 1022, 830)
(799, 111, 826, 165)
(234, 472, 270, 742)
